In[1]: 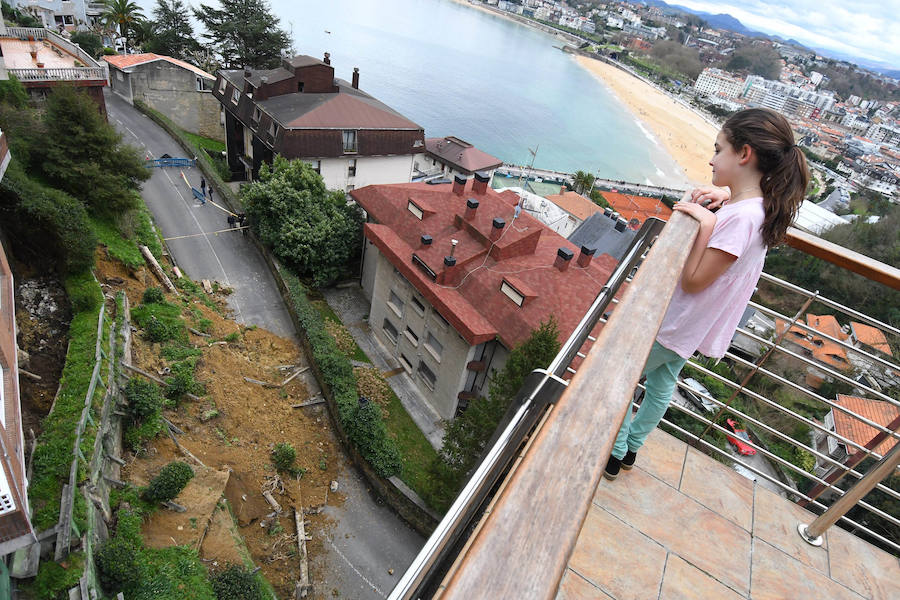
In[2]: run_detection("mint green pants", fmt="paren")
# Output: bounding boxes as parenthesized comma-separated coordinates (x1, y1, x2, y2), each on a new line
(612, 341, 687, 460)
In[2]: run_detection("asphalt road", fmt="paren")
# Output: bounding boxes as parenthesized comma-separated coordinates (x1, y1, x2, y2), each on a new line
(105, 90, 424, 599)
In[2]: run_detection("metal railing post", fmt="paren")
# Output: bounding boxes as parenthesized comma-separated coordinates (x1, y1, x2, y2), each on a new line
(798, 441, 900, 546)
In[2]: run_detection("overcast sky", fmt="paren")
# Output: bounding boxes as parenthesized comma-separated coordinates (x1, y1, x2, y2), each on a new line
(671, 0, 900, 68)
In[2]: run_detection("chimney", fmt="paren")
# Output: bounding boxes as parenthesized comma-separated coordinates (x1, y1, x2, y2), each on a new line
(472, 171, 490, 195)
(452, 174, 467, 197)
(490, 217, 505, 242)
(603, 207, 612, 218)
(464, 198, 479, 220)
(323, 52, 331, 65)
(243, 70, 253, 95)
(577, 245, 596, 268)
(444, 256, 457, 267)
(352, 67, 360, 89)
(554, 247, 574, 271)
(420, 234, 433, 247)
(615, 217, 627, 232)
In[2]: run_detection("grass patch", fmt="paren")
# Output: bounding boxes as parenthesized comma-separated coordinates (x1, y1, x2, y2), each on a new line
(88, 201, 163, 269)
(383, 388, 439, 498)
(182, 131, 225, 154)
(23, 552, 85, 600)
(131, 301, 188, 345)
(28, 272, 106, 531)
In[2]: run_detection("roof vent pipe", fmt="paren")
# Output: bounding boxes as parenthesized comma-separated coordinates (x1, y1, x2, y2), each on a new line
(450, 239, 458, 257)
(554, 247, 574, 271)
(444, 256, 457, 267)
(421, 234, 433, 246)
(323, 52, 331, 65)
(352, 67, 360, 89)
(490, 217, 505, 242)
(464, 198, 479, 220)
(472, 171, 490, 195)
(452, 175, 467, 197)
(577, 245, 596, 268)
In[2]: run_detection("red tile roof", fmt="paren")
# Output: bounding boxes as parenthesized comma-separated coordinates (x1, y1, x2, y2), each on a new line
(775, 314, 851, 372)
(850, 322, 893, 357)
(352, 180, 618, 349)
(599, 191, 672, 224)
(833, 395, 900, 456)
(545, 190, 601, 222)
(425, 137, 502, 174)
(103, 53, 214, 79)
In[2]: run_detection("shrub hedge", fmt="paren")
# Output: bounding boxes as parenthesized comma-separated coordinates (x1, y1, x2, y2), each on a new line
(144, 461, 194, 503)
(282, 270, 401, 477)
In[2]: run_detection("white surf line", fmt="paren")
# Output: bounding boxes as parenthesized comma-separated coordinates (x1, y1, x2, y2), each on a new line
(326, 537, 387, 598)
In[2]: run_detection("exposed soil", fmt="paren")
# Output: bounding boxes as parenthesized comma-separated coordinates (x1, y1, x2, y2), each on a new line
(93, 252, 349, 599)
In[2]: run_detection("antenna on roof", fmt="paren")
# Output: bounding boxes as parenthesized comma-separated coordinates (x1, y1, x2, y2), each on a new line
(516, 145, 539, 194)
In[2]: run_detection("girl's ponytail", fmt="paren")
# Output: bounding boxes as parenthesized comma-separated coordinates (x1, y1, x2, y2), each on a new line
(722, 109, 810, 247)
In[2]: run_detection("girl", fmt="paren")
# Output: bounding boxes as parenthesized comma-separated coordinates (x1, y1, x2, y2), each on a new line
(604, 108, 809, 480)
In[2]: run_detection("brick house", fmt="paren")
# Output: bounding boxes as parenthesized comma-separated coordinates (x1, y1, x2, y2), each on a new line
(212, 54, 424, 189)
(352, 175, 617, 419)
(0, 241, 35, 556)
(104, 53, 223, 141)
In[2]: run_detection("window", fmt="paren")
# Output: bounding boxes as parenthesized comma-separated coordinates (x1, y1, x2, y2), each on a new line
(387, 290, 404, 317)
(297, 81, 304, 93)
(196, 76, 204, 91)
(307, 160, 320, 174)
(500, 281, 525, 307)
(346, 184, 355, 192)
(404, 327, 419, 346)
(342, 129, 358, 152)
(348, 158, 357, 177)
(231, 88, 240, 104)
(424, 332, 443, 362)
(411, 296, 425, 316)
(418, 361, 437, 390)
(412, 255, 436, 281)
(218, 78, 227, 93)
(433, 311, 449, 330)
(268, 121, 278, 138)
(116, 71, 124, 81)
(382, 318, 398, 343)
(407, 200, 423, 220)
(399, 353, 413, 374)
(252, 106, 261, 123)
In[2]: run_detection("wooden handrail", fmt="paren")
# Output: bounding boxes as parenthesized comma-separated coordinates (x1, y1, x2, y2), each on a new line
(784, 226, 900, 291)
(439, 211, 700, 599)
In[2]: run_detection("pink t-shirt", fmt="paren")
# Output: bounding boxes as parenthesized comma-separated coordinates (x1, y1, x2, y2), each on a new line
(656, 197, 767, 359)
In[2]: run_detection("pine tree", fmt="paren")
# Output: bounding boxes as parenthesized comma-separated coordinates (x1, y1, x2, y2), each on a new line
(146, 0, 198, 59)
(193, 0, 291, 69)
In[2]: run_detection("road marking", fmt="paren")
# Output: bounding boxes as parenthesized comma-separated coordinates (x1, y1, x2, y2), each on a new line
(164, 226, 248, 241)
(327, 537, 386, 598)
(125, 126, 138, 139)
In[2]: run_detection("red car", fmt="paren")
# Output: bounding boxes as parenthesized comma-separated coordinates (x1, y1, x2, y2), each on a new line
(725, 418, 757, 456)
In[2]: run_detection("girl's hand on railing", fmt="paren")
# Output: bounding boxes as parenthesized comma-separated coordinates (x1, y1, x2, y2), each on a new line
(689, 186, 730, 210)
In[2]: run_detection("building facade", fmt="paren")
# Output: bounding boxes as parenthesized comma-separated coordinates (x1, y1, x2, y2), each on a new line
(8, 0, 104, 32)
(418, 136, 502, 183)
(0, 241, 35, 557)
(353, 175, 617, 419)
(213, 54, 424, 189)
(105, 53, 223, 141)
(694, 68, 745, 99)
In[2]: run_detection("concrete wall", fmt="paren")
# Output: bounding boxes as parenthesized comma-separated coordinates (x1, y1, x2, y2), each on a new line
(365, 249, 509, 420)
(109, 67, 133, 103)
(314, 154, 414, 192)
(128, 61, 223, 141)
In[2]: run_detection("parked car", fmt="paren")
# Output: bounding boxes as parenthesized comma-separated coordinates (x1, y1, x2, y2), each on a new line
(678, 377, 717, 413)
(724, 418, 757, 456)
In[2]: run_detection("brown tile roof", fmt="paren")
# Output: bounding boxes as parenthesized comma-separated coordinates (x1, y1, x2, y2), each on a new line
(351, 180, 617, 349)
(833, 395, 900, 456)
(599, 191, 672, 224)
(545, 190, 601, 222)
(259, 87, 421, 130)
(424, 137, 502, 174)
(103, 53, 214, 79)
(850, 322, 893, 356)
(775, 314, 851, 371)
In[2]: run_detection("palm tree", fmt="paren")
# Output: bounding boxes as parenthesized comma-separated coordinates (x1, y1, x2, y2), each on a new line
(102, 0, 145, 53)
(572, 170, 595, 195)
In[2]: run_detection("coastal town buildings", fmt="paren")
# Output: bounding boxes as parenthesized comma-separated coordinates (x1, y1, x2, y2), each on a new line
(694, 68, 745, 99)
(0, 25, 108, 113)
(104, 54, 222, 141)
(352, 175, 617, 419)
(7, 0, 104, 32)
(213, 54, 424, 188)
(419, 136, 502, 183)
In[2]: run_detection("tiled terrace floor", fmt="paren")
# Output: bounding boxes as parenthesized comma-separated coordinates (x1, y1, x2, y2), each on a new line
(558, 429, 900, 599)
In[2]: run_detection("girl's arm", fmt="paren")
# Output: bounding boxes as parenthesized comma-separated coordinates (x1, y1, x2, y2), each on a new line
(673, 202, 738, 294)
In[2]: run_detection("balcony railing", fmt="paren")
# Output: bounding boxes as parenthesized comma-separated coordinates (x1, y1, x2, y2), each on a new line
(389, 198, 900, 598)
(8, 67, 107, 82)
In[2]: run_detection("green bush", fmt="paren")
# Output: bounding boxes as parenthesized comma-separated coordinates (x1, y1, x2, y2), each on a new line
(165, 359, 204, 400)
(96, 537, 143, 592)
(132, 302, 187, 344)
(283, 271, 400, 478)
(124, 378, 164, 421)
(210, 565, 265, 600)
(271, 442, 297, 473)
(26, 553, 85, 600)
(0, 74, 28, 109)
(144, 461, 194, 503)
(143, 286, 166, 305)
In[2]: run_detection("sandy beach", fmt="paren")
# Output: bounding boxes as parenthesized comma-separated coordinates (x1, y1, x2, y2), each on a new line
(575, 55, 720, 186)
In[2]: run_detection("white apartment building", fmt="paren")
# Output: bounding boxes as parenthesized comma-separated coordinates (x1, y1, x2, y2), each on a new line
(694, 68, 746, 99)
(9, 0, 104, 32)
(866, 123, 900, 146)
